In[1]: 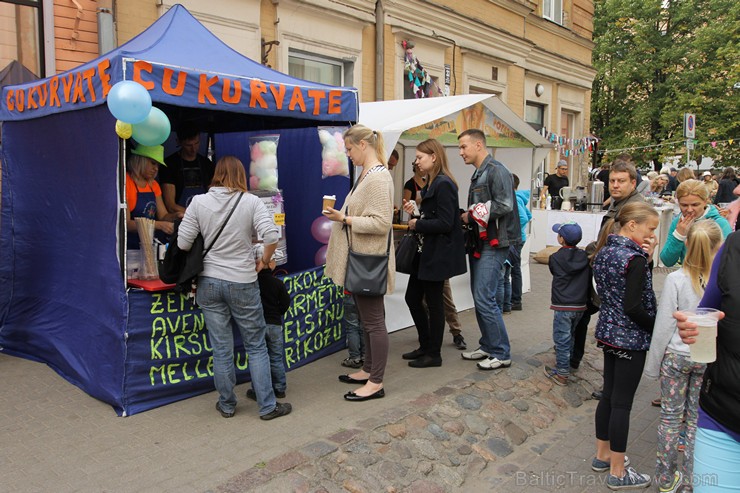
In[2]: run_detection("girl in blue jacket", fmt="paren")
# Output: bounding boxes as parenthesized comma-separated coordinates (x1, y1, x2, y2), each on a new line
(592, 201, 660, 490)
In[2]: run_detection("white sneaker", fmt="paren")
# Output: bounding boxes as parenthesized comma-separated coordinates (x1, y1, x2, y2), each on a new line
(477, 357, 512, 370)
(461, 348, 490, 360)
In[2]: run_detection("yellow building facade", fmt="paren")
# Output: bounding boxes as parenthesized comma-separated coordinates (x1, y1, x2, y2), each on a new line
(1, 0, 595, 171)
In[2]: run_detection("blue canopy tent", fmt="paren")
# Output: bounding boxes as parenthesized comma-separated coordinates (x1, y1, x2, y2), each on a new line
(0, 5, 358, 415)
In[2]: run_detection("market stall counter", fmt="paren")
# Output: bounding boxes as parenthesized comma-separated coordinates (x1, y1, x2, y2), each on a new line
(529, 205, 676, 266)
(123, 266, 343, 415)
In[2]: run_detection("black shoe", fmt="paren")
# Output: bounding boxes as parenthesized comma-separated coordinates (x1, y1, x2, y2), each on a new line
(570, 361, 580, 370)
(338, 374, 369, 384)
(402, 348, 425, 360)
(344, 388, 385, 401)
(408, 355, 442, 368)
(215, 402, 234, 418)
(453, 334, 467, 350)
(511, 304, 523, 311)
(260, 402, 292, 420)
(246, 388, 286, 400)
(592, 390, 603, 400)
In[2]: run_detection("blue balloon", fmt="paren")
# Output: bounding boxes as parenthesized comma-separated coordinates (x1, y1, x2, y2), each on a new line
(132, 107, 171, 146)
(106, 81, 152, 124)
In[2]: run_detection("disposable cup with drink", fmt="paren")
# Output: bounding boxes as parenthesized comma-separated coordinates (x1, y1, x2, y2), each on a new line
(322, 195, 336, 213)
(683, 308, 721, 363)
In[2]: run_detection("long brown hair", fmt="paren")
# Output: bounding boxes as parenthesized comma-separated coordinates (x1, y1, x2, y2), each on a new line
(211, 156, 248, 192)
(416, 138, 457, 188)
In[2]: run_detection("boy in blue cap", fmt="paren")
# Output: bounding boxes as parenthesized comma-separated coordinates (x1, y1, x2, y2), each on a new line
(545, 222, 590, 386)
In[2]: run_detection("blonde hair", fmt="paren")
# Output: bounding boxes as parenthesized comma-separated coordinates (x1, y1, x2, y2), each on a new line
(683, 221, 723, 295)
(416, 138, 457, 188)
(211, 156, 247, 192)
(343, 124, 387, 166)
(677, 167, 696, 182)
(127, 154, 151, 181)
(676, 179, 709, 202)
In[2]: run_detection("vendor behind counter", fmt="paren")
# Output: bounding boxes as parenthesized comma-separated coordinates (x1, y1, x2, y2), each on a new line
(125, 144, 182, 249)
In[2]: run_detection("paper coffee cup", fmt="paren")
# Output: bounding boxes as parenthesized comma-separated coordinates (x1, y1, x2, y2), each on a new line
(685, 308, 721, 363)
(322, 195, 336, 212)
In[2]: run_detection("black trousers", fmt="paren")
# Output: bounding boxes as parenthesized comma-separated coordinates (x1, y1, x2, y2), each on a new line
(594, 346, 647, 453)
(405, 275, 445, 359)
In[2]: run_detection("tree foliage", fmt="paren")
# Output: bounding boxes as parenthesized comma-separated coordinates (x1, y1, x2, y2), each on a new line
(591, 0, 740, 168)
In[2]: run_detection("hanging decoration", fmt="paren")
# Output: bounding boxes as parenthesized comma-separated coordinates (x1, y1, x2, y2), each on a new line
(596, 137, 738, 156)
(402, 40, 442, 99)
(539, 127, 599, 157)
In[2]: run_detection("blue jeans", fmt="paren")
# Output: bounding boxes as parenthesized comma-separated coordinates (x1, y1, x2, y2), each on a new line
(196, 277, 275, 416)
(265, 323, 287, 393)
(343, 294, 364, 360)
(552, 310, 583, 376)
(469, 246, 511, 360)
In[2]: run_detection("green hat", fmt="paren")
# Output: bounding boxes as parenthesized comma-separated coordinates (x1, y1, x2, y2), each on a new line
(131, 144, 166, 166)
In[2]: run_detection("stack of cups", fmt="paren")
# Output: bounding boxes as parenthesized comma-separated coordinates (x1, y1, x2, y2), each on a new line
(685, 308, 721, 363)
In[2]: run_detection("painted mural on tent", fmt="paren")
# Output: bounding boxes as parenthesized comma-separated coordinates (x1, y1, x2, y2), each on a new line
(402, 103, 532, 148)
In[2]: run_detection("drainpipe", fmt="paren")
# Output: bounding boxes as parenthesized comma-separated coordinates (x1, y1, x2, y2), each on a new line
(375, 0, 384, 101)
(97, 0, 116, 54)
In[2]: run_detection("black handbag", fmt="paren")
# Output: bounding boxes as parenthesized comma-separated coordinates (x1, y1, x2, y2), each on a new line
(344, 226, 391, 296)
(159, 192, 243, 292)
(395, 231, 420, 274)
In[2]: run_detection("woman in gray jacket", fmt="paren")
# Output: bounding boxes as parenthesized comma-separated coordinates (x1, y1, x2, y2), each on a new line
(178, 156, 291, 421)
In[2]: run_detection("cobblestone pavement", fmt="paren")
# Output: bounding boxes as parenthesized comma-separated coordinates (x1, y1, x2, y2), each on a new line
(211, 343, 662, 493)
(1, 261, 667, 492)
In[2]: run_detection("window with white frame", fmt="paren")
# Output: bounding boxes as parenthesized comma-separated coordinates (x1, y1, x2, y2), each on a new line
(288, 50, 353, 87)
(542, 0, 563, 24)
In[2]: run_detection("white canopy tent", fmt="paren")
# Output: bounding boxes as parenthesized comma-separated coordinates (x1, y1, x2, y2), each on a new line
(359, 94, 553, 333)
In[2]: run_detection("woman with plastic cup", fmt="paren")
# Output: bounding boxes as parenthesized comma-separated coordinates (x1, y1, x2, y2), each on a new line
(675, 230, 740, 492)
(659, 179, 732, 267)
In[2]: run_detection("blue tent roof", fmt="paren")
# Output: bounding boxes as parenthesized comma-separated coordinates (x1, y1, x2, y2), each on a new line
(0, 4, 358, 127)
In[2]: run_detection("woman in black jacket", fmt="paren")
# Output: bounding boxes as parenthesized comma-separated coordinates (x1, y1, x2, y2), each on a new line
(401, 139, 467, 368)
(713, 167, 739, 204)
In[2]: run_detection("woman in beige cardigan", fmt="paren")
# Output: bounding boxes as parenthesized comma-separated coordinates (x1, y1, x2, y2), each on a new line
(323, 124, 395, 401)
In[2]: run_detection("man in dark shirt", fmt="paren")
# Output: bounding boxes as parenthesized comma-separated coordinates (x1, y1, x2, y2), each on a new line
(160, 124, 215, 213)
(541, 160, 570, 210)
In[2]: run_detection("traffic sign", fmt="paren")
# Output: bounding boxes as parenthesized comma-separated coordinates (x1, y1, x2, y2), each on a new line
(687, 139, 695, 150)
(684, 113, 696, 138)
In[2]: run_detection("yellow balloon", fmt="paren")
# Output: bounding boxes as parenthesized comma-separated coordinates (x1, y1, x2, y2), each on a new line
(115, 120, 133, 139)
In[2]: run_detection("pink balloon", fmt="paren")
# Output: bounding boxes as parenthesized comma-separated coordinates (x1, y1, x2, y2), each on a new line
(310, 216, 332, 244)
(249, 176, 260, 190)
(314, 245, 328, 266)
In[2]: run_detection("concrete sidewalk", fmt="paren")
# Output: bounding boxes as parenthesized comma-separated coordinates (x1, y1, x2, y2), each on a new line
(0, 261, 667, 492)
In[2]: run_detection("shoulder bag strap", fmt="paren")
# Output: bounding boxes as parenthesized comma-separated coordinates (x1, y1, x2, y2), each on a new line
(345, 166, 392, 252)
(203, 192, 244, 257)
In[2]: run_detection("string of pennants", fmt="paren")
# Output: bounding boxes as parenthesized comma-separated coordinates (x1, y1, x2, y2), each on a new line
(539, 128, 598, 157)
(597, 137, 737, 155)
